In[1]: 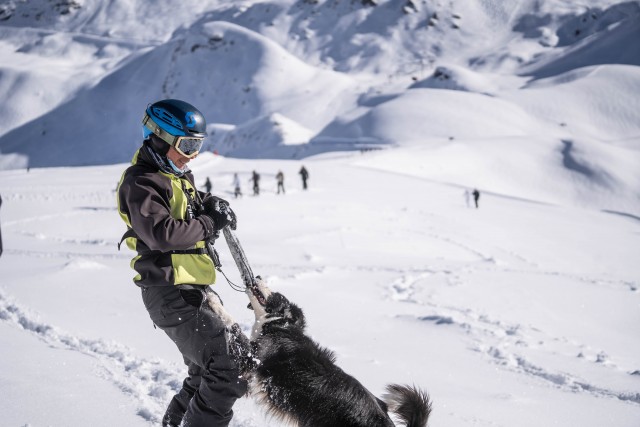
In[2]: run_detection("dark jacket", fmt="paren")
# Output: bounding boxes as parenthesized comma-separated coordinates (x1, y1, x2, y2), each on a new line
(299, 167, 309, 180)
(117, 143, 216, 287)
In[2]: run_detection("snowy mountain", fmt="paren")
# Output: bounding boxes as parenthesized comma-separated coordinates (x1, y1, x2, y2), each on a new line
(0, 1, 639, 426)
(1, 0, 639, 209)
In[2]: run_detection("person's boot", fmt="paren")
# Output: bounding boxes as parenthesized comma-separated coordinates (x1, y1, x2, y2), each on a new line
(162, 396, 187, 427)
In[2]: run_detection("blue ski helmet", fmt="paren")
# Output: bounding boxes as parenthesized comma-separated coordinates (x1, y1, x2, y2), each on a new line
(142, 99, 207, 141)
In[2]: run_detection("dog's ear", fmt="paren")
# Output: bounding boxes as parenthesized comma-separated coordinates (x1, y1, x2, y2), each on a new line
(286, 302, 306, 329)
(265, 292, 289, 314)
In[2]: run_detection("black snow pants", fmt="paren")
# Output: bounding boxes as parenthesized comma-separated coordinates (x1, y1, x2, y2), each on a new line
(141, 285, 247, 427)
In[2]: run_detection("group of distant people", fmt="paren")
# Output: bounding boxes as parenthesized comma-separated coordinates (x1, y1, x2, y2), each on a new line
(218, 170, 477, 209)
(204, 166, 310, 199)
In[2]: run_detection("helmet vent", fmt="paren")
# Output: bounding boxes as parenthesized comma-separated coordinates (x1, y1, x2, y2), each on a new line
(151, 107, 184, 131)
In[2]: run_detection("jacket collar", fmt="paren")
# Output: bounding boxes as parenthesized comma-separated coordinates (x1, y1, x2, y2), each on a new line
(135, 140, 191, 177)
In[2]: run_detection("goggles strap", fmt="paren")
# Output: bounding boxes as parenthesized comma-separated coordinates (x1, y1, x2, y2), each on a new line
(142, 113, 178, 147)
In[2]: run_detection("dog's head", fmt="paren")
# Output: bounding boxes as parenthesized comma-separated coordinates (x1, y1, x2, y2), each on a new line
(262, 292, 306, 330)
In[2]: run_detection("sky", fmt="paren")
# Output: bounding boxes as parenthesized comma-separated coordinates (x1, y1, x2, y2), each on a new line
(0, 0, 639, 426)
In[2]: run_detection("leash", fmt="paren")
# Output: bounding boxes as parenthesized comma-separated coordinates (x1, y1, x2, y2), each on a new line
(216, 265, 245, 293)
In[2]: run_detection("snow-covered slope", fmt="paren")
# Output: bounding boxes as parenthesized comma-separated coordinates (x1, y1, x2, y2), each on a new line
(0, 153, 639, 427)
(0, 19, 356, 167)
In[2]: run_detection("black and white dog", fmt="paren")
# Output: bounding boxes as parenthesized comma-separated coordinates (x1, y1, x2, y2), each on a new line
(207, 278, 432, 427)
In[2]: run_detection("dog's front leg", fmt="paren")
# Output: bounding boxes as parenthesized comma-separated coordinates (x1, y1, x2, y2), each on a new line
(205, 290, 236, 328)
(206, 290, 257, 376)
(228, 323, 259, 376)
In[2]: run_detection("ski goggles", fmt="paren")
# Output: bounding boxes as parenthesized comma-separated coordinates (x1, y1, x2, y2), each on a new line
(143, 113, 205, 158)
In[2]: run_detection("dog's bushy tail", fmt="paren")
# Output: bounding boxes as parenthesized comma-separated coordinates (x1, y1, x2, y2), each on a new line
(383, 384, 432, 427)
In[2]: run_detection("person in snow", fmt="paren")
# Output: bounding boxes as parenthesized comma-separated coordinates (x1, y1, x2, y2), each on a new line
(276, 170, 285, 195)
(472, 188, 480, 208)
(299, 165, 309, 190)
(204, 176, 212, 193)
(116, 99, 246, 427)
(251, 170, 260, 195)
(464, 189, 471, 208)
(232, 173, 242, 198)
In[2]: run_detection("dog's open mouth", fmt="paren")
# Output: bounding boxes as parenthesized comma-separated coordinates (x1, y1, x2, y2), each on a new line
(249, 279, 268, 306)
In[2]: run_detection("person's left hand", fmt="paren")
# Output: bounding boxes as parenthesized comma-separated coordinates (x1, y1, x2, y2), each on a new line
(201, 195, 237, 231)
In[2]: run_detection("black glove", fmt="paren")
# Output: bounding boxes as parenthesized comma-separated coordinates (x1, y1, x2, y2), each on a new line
(201, 195, 237, 231)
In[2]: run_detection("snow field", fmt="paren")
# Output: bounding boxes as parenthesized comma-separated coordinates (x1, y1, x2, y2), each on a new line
(1, 152, 638, 426)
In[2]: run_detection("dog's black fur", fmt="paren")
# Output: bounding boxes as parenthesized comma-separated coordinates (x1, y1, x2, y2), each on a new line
(207, 281, 432, 427)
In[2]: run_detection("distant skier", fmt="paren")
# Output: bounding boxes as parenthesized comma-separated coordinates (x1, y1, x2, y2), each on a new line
(204, 176, 212, 193)
(299, 165, 309, 190)
(251, 170, 260, 195)
(276, 170, 285, 195)
(233, 173, 242, 198)
(472, 188, 480, 208)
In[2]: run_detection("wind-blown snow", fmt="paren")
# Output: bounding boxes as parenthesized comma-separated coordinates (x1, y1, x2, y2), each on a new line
(0, 0, 639, 426)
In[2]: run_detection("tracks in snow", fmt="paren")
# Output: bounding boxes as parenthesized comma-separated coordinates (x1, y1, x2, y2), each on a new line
(0, 289, 179, 423)
(388, 271, 640, 406)
(0, 290, 264, 426)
